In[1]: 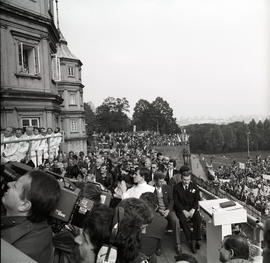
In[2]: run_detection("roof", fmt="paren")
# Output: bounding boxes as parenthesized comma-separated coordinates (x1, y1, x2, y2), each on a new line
(56, 30, 80, 61)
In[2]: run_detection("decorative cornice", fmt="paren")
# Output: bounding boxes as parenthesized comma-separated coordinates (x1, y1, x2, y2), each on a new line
(57, 81, 84, 88)
(60, 57, 82, 66)
(60, 110, 85, 115)
(0, 2, 59, 47)
(1, 89, 63, 104)
(11, 29, 41, 42)
(15, 73, 42, 79)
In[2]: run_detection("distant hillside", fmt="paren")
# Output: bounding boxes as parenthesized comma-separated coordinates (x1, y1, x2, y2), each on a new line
(184, 119, 270, 154)
(178, 115, 270, 126)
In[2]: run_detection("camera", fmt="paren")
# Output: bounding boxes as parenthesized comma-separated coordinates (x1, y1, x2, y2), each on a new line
(1, 161, 105, 228)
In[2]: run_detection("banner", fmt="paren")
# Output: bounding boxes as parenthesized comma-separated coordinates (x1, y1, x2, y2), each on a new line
(219, 179, 230, 183)
(262, 174, 270, 181)
(238, 162, 245, 169)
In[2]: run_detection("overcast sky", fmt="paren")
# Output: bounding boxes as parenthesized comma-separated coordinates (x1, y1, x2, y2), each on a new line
(58, 0, 270, 121)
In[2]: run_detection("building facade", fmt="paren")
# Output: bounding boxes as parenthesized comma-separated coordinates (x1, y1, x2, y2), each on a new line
(0, 0, 87, 154)
(55, 32, 87, 154)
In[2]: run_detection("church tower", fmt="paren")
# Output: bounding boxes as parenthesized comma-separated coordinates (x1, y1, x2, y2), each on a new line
(53, 31, 87, 154)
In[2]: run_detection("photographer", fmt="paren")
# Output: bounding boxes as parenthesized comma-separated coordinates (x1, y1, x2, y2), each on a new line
(73, 204, 114, 263)
(113, 197, 153, 263)
(53, 180, 105, 263)
(1, 170, 61, 263)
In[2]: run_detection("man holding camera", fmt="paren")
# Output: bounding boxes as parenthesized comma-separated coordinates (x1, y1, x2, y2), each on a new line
(1, 170, 61, 263)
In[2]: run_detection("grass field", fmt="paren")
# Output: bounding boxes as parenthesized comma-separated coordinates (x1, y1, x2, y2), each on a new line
(153, 145, 188, 169)
(153, 146, 270, 171)
(200, 151, 270, 169)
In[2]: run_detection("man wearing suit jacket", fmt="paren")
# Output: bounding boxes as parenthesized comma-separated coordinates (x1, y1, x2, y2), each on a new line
(173, 165, 202, 254)
(154, 172, 182, 255)
(165, 159, 178, 185)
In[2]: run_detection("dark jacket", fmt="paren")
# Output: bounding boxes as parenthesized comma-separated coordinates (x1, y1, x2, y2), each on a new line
(154, 184, 174, 212)
(1, 216, 53, 263)
(173, 181, 201, 213)
(140, 211, 167, 262)
(96, 172, 114, 191)
(165, 169, 179, 185)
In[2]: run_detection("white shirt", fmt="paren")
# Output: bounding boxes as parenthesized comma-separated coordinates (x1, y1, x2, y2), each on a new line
(122, 181, 155, 199)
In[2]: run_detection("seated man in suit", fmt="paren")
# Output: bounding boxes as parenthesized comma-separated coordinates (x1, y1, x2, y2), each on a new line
(165, 159, 178, 185)
(1, 170, 61, 263)
(173, 165, 202, 254)
(154, 171, 182, 255)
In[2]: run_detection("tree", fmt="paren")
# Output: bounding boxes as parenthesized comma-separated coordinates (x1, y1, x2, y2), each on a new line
(103, 97, 130, 113)
(248, 119, 258, 151)
(263, 119, 270, 150)
(132, 99, 155, 131)
(203, 125, 224, 153)
(84, 103, 96, 135)
(256, 120, 265, 150)
(151, 97, 180, 134)
(132, 97, 180, 134)
(95, 97, 131, 132)
(221, 125, 237, 152)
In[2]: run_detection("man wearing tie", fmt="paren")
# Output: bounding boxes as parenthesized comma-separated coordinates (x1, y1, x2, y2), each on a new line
(173, 165, 202, 254)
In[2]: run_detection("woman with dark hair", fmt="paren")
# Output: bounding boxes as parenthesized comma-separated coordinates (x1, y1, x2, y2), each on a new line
(114, 198, 153, 263)
(140, 192, 168, 263)
(263, 218, 270, 263)
(74, 204, 114, 263)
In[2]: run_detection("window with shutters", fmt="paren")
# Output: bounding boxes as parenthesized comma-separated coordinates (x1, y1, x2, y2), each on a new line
(17, 42, 40, 75)
(51, 54, 61, 80)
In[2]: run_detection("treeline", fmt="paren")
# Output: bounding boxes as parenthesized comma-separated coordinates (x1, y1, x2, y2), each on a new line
(185, 119, 270, 154)
(84, 96, 180, 134)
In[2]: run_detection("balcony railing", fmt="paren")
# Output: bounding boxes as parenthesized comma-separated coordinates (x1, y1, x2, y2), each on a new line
(1, 134, 63, 165)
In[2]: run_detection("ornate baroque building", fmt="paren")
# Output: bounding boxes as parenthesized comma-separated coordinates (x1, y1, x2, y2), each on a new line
(55, 32, 87, 153)
(0, 0, 87, 154)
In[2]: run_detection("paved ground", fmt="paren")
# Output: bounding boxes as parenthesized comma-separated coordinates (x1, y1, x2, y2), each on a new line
(153, 147, 208, 263)
(157, 231, 207, 263)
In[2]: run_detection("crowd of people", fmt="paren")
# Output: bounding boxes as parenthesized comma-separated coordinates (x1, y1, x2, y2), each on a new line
(1, 127, 201, 263)
(205, 157, 270, 216)
(1, 126, 62, 168)
(93, 130, 189, 151)
(1, 127, 269, 263)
